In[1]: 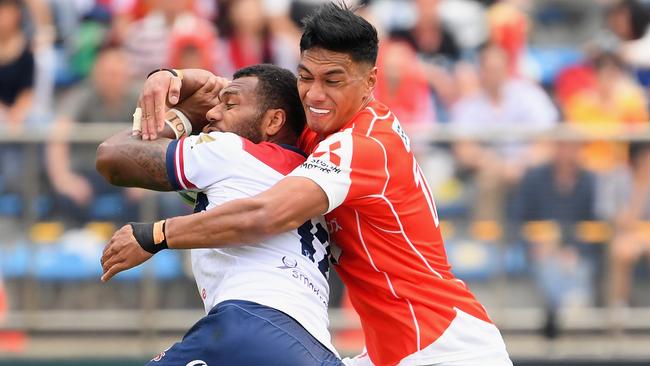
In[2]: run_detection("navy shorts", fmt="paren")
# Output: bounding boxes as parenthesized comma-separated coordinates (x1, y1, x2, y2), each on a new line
(147, 300, 343, 366)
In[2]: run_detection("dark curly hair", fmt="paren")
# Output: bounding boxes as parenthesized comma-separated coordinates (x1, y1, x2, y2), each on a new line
(233, 64, 306, 137)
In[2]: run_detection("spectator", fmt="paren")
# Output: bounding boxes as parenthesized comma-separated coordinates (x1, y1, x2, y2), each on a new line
(565, 52, 648, 125)
(606, 0, 650, 87)
(487, 0, 530, 76)
(449, 43, 558, 221)
(512, 141, 598, 338)
(391, 0, 461, 69)
(0, 0, 35, 129)
(217, 0, 277, 76)
(122, 0, 211, 77)
(168, 14, 218, 71)
(390, 0, 461, 119)
(375, 39, 436, 128)
(564, 51, 649, 172)
(45, 44, 141, 226)
(607, 0, 649, 42)
(452, 43, 558, 132)
(602, 142, 650, 325)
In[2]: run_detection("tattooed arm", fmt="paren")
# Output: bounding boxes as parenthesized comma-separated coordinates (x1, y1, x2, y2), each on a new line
(96, 128, 174, 191)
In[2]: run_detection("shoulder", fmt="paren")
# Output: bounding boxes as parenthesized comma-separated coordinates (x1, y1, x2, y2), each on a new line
(240, 139, 307, 175)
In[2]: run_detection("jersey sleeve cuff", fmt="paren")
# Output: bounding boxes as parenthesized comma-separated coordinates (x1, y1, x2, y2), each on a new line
(166, 139, 183, 191)
(289, 172, 339, 214)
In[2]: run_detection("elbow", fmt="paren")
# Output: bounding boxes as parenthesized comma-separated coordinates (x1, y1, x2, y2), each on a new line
(95, 142, 123, 186)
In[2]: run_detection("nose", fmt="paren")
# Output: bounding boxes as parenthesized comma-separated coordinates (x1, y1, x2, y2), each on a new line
(305, 81, 326, 104)
(205, 103, 224, 123)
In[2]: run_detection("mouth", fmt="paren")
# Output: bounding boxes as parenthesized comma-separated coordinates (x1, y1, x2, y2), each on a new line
(205, 126, 222, 133)
(308, 106, 331, 116)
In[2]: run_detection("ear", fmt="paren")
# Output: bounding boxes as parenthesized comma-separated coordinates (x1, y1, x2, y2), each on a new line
(262, 108, 286, 137)
(366, 66, 378, 92)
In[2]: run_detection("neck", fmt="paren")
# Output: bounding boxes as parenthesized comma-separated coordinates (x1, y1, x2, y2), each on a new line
(268, 130, 296, 146)
(360, 94, 375, 110)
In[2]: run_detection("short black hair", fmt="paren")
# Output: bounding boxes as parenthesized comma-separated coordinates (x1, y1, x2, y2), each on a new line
(233, 64, 306, 137)
(299, 2, 378, 65)
(609, 0, 649, 40)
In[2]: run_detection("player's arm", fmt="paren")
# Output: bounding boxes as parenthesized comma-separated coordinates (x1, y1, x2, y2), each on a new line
(166, 177, 329, 247)
(101, 177, 329, 281)
(96, 128, 174, 191)
(101, 133, 363, 281)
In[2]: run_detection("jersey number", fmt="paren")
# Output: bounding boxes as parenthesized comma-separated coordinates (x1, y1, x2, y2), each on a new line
(413, 158, 440, 227)
(297, 220, 331, 279)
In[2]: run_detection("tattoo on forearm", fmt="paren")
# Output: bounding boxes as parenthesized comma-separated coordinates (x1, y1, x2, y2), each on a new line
(118, 138, 173, 191)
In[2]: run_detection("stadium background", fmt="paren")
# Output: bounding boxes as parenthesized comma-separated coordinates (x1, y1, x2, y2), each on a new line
(1, 0, 650, 364)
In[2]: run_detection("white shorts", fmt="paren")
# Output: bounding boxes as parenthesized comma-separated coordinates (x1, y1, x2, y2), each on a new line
(342, 308, 512, 366)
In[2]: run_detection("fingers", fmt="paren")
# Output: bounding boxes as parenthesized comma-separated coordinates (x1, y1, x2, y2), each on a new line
(141, 90, 156, 140)
(101, 254, 124, 276)
(141, 73, 174, 140)
(201, 75, 217, 93)
(169, 76, 182, 105)
(214, 76, 229, 95)
(153, 89, 166, 134)
(102, 262, 128, 282)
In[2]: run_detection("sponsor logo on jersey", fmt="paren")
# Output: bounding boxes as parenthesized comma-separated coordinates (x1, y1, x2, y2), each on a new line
(327, 218, 342, 233)
(391, 117, 411, 153)
(277, 256, 298, 269)
(290, 268, 328, 306)
(151, 351, 166, 362)
(277, 257, 327, 305)
(300, 159, 341, 174)
(312, 141, 342, 166)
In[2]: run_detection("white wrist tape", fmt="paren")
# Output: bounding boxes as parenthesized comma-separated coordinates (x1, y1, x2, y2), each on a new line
(165, 108, 193, 139)
(132, 107, 142, 134)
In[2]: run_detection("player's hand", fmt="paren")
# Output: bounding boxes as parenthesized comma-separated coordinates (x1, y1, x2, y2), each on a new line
(176, 75, 228, 132)
(101, 224, 153, 282)
(139, 71, 182, 140)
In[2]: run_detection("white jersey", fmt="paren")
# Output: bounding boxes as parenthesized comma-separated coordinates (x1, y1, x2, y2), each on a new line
(165, 132, 336, 355)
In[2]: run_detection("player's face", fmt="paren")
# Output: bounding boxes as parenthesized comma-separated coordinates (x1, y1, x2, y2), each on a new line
(204, 77, 265, 143)
(298, 48, 377, 136)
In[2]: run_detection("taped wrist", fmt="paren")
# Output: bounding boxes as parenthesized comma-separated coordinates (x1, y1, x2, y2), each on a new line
(129, 220, 168, 254)
(165, 109, 192, 139)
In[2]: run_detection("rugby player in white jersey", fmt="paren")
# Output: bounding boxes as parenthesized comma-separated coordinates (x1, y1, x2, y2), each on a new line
(96, 64, 343, 366)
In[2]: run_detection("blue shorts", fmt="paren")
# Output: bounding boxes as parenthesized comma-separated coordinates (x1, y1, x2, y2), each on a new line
(147, 300, 343, 366)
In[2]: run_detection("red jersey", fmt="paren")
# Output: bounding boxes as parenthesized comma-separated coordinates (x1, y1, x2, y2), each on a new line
(291, 101, 505, 366)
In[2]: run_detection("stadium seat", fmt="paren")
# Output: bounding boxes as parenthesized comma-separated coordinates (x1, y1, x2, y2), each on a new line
(527, 47, 584, 86)
(0, 242, 29, 279)
(0, 194, 21, 217)
(446, 239, 501, 281)
(29, 222, 64, 244)
(112, 251, 183, 281)
(90, 194, 126, 221)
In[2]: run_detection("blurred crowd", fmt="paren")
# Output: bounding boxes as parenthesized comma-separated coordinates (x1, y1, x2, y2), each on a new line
(1, 0, 650, 340)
